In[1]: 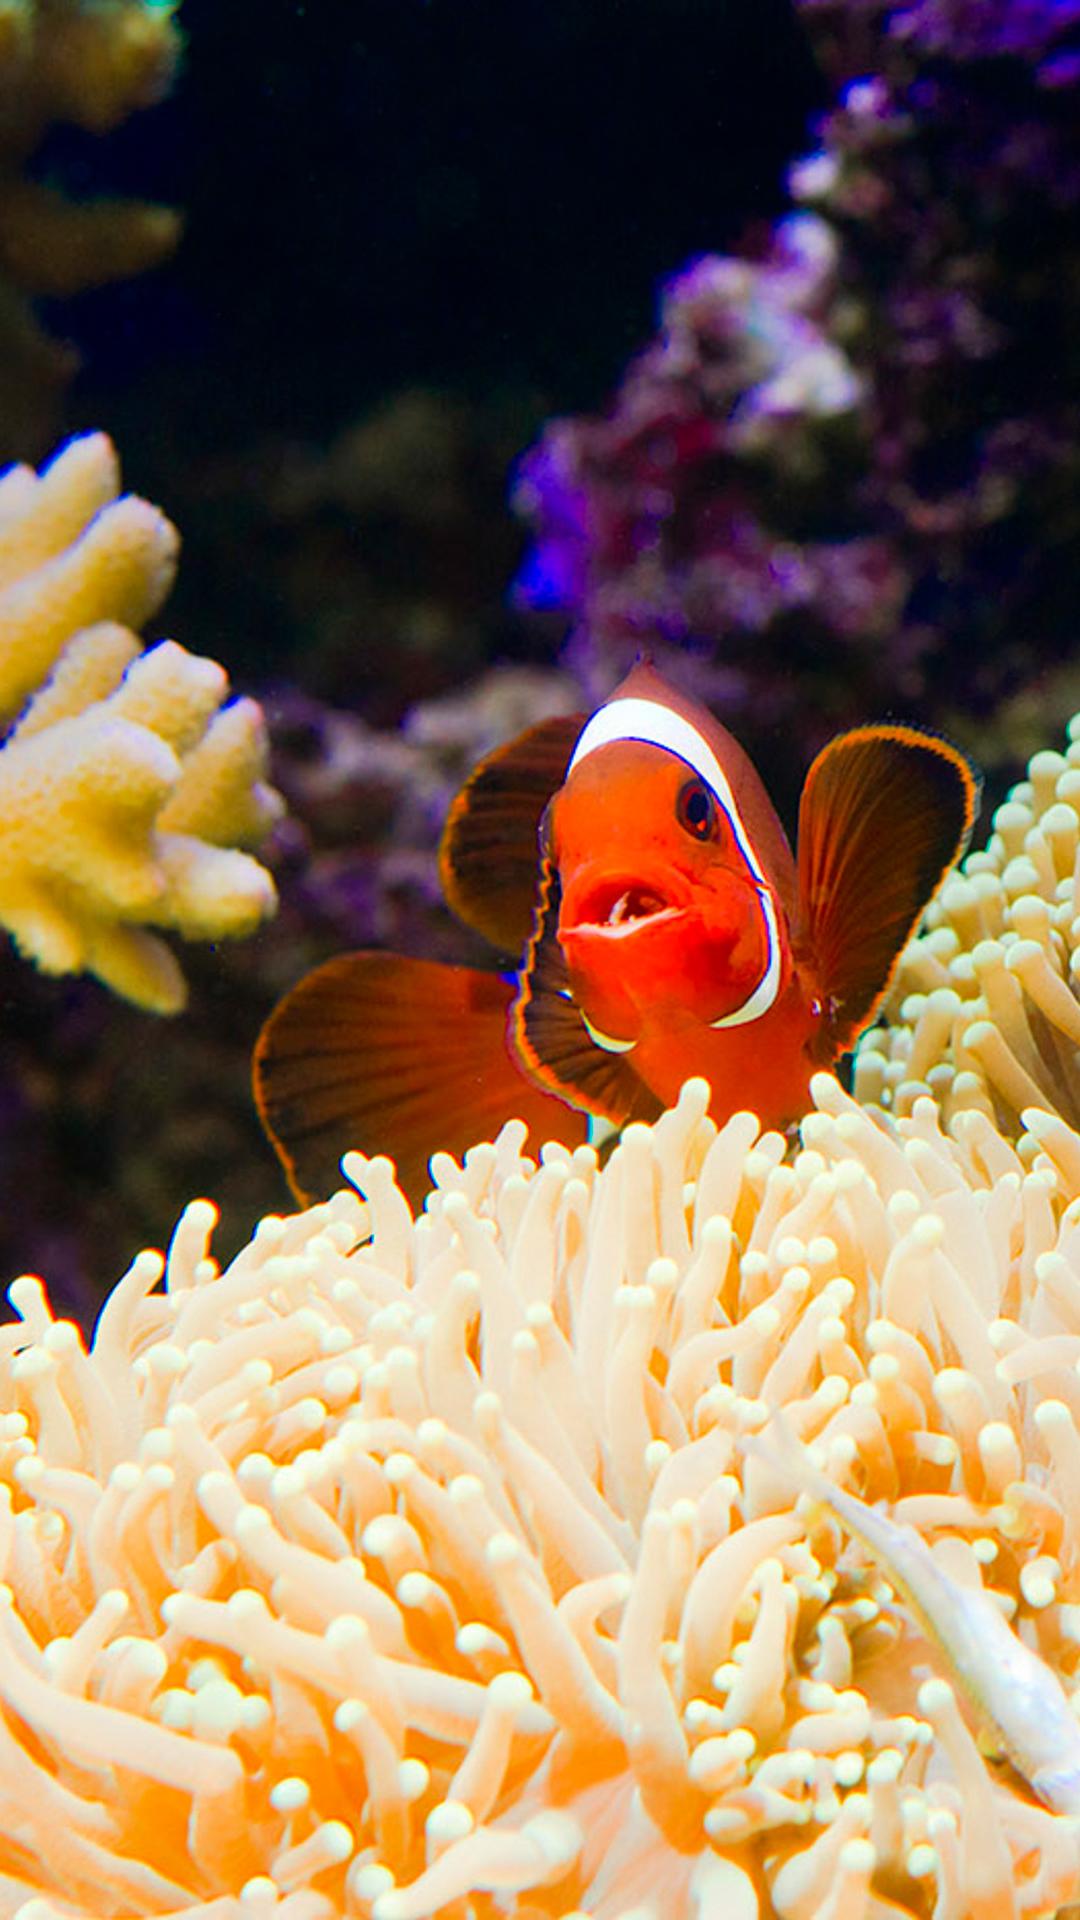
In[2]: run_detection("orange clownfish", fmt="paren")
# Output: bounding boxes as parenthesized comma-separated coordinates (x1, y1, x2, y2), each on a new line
(254, 661, 978, 1205)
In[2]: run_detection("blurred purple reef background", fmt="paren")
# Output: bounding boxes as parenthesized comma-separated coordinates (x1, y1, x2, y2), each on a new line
(5, 0, 1080, 1324)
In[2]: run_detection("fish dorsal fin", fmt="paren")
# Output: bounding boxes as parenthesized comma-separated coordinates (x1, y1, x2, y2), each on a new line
(796, 724, 979, 1053)
(439, 712, 585, 953)
(512, 856, 662, 1127)
(253, 950, 587, 1208)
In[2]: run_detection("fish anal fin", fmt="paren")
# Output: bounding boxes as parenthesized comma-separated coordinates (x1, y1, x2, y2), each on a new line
(438, 712, 585, 953)
(796, 725, 979, 1054)
(253, 950, 587, 1208)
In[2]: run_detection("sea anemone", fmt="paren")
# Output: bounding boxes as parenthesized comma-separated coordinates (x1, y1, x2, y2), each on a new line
(4, 1073, 1080, 1917)
(857, 707, 1080, 1142)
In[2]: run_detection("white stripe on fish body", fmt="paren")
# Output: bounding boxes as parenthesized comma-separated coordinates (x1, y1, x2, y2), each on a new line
(581, 1010, 636, 1053)
(759, 1421, 1080, 1814)
(710, 888, 782, 1029)
(568, 697, 769, 882)
(568, 696, 782, 1025)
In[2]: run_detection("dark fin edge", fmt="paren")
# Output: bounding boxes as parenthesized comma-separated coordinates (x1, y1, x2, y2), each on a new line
(253, 949, 588, 1209)
(796, 724, 979, 1058)
(512, 855, 662, 1127)
(438, 711, 585, 954)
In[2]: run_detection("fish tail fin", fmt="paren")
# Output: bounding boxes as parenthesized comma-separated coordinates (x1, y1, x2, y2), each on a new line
(253, 950, 587, 1209)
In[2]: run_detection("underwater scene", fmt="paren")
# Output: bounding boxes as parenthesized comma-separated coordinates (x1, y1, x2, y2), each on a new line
(6, 0, 1080, 1913)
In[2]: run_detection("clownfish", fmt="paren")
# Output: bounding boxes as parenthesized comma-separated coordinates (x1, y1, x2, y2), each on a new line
(254, 661, 978, 1205)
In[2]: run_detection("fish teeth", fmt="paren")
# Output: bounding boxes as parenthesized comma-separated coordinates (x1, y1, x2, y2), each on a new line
(609, 891, 633, 925)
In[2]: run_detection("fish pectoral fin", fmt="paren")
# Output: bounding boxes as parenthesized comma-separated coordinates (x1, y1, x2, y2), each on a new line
(253, 949, 587, 1209)
(795, 725, 980, 1054)
(438, 710, 585, 952)
(512, 855, 661, 1128)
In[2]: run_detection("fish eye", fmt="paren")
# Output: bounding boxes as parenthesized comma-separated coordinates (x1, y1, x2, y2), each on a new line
(676, 777, 718, 841)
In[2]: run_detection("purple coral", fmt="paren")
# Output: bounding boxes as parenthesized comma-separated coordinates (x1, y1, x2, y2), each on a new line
(514, 0, 1080, 772)
(886, 0, 1080, 76)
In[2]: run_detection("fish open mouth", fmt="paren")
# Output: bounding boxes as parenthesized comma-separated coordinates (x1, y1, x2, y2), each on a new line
(564, 873, 688, 935)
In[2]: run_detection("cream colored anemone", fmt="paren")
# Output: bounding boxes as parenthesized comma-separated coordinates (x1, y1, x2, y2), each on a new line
(5, 1076, 1080, 1918)
(855, 712, 1080, 1141)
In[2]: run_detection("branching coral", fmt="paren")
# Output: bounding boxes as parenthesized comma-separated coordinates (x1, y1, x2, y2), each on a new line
(5, 1074, 1080, 1915)
(856, 707, 1080, 1140)
(0, 661, 578, 1327)
(0, 431, 282, 1012)
(0, 0, 182, 453)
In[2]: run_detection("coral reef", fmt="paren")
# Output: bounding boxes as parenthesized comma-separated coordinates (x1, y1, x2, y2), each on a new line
(514, 217, 876, 747)
(5, 1076, 1080, 1914)
(513, 0, 1080, 783)
(0, 431, 281, 1011)
(857, 704, 1080, 1139)
(0, 662, 578, 1323)
(267, 663, 580, 972)
(0, 0, 182, 455)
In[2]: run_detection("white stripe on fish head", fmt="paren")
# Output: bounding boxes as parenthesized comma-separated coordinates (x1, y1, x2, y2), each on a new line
(567, 695, 782, 1028)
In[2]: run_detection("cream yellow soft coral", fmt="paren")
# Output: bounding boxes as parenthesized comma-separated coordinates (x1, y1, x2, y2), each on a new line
(856, 711, 1080, 1139)
(0, 432, 282, 1011)
(5, 1076, 1080, 1917)
(0, 0, 181, 449)
(0, 0, 177, 144)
